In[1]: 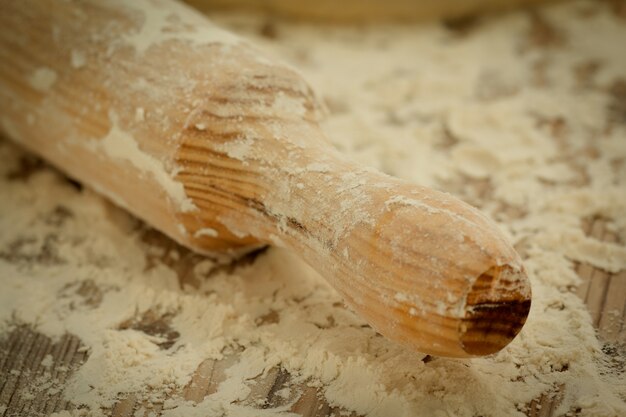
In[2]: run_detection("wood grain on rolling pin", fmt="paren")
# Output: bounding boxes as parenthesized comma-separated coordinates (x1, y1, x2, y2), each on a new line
(0, 0, 531, 358)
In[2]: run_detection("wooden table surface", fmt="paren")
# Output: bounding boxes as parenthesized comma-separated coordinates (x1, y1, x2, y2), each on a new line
(0, 210, 624, 417)
(1, 2, 625, 413)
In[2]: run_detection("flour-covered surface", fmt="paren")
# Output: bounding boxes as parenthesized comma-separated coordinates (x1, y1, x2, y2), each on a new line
(1, 1, 625, 416)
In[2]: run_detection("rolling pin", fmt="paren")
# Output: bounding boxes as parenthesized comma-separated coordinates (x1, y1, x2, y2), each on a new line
(0, 0, 531, 358)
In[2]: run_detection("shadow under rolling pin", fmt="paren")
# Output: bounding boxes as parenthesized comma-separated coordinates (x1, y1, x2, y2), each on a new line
(0, 0, 531, 358)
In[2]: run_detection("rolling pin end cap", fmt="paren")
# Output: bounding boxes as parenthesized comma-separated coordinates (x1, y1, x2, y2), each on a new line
(459, 265, 532, 356)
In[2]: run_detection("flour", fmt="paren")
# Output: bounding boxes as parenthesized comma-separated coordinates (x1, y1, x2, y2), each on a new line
(84, 111, 197, 213)
(1, 1, 625, 417)
(70, 50, 87, 69)
(194, 228, 220, 238)
(108, 0, 239, 54)
(28, 67, 58, 92)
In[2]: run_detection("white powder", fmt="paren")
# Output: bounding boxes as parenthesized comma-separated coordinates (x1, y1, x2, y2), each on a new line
(85, 112, 196, 213)
(70, 50, 87, 69)
(28, 67, 57, 92)
(194, 227, 219, 238)
(1, 1, 625, 417)
(272, 91, 307, 119)
(135, 107, 146, 122)
(40, 354, 54, 368)
(221, 134, 256, 161)
(108, 0, 240, 54)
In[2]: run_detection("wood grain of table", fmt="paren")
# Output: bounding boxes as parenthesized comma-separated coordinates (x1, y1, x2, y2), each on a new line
(0, 215, 623, 417)
(2, 1, 625, 415)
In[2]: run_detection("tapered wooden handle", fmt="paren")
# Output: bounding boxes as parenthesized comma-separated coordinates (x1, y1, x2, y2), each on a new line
(0, 0, 531, 357)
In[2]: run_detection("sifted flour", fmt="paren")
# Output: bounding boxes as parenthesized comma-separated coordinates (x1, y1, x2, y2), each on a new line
(1, 1, 625, 416)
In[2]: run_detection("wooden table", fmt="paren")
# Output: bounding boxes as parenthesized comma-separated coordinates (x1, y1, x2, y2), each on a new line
(0, 183, 623, 417)
(2, 0, 625, 414)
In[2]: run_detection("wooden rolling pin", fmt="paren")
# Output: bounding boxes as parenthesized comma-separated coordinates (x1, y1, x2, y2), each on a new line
(0, 0, 531, 358)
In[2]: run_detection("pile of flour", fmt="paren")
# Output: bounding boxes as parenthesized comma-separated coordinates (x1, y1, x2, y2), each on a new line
(1, 0, 625, 416)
